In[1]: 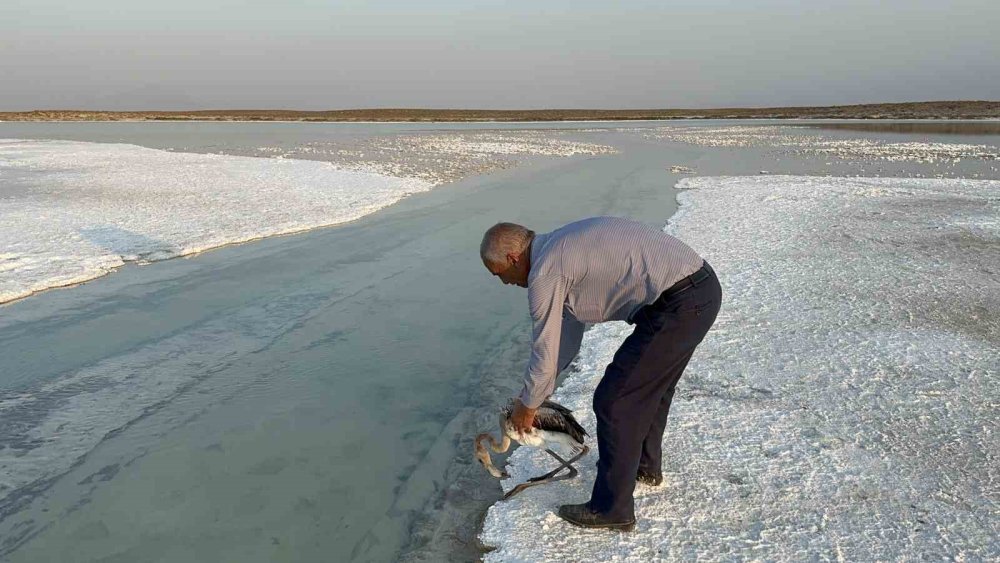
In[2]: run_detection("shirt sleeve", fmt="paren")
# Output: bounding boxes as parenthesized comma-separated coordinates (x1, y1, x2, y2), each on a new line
(519, 274, 572, 409)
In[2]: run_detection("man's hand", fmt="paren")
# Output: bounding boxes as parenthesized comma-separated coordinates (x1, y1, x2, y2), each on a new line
(511, 399, 537, 435)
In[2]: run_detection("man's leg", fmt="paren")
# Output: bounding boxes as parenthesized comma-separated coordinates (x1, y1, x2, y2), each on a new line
(637, 351, 693, 478)
(588, 319, 705, 520)
(586, 274, 722, 521)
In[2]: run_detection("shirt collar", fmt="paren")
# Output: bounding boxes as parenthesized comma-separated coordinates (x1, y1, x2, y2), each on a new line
(528, 231, 550, 283)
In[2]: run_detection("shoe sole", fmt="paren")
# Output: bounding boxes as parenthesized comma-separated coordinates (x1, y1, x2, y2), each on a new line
(560, 518, 636, 532)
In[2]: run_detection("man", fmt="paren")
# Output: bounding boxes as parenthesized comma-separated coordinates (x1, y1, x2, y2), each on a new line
(480, 216, 722, 531)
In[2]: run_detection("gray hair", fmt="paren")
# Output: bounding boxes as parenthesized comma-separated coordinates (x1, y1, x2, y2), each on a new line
(480, 222, 534, 266)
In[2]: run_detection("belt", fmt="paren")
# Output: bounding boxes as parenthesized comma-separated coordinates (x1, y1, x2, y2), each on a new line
(627, 261, 714, 324)
(647, 262, 715, 307)
(658, 261, 713, 303)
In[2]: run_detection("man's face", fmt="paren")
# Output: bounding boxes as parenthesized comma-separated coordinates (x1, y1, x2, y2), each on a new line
(485, 254, 527, 288)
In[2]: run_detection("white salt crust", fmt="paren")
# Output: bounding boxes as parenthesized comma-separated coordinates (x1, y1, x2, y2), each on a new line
(480, 176, 999, 561)
(0, 139, 434, 304)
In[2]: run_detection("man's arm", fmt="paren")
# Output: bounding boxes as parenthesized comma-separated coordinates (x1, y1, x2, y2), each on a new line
(513, 313, 583, 433)
(518, 274, 570, 410)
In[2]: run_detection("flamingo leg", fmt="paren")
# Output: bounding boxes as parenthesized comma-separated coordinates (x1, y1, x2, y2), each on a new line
(527, 449, 578, 482)
(502, 446, 590, 500)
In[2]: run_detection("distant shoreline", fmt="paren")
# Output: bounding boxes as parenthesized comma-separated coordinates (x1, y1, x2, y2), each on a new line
(2, 101, 999, 122)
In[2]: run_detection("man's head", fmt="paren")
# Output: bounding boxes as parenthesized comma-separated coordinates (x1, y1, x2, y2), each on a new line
(480, 222, 534, 288)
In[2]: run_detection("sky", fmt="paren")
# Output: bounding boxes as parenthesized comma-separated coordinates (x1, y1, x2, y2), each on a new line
(2, 0, 998, 110)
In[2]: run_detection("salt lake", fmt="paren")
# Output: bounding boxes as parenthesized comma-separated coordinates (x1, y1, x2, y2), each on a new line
(0, 121, 996, 561)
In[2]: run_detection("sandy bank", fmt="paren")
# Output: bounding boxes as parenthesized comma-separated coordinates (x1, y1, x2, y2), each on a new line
(3, 101, 999, 122)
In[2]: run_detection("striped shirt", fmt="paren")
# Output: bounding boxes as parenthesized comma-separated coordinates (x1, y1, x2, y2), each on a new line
(520, 216, 704, 408)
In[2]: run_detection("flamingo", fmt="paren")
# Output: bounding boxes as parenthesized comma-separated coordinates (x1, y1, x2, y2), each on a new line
(474, 399, 590, 500)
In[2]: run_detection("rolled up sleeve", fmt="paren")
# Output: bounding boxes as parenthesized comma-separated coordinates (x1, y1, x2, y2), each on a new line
(519, 274, 571, 408)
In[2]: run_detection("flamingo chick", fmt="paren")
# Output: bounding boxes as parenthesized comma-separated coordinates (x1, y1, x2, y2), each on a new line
(475, 399, 590, 499)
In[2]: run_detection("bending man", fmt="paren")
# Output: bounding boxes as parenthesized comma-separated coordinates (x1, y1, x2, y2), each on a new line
(480, 216, 722, 531)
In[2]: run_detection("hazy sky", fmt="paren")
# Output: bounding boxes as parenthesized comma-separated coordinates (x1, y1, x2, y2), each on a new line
(2, 0, 998, 110)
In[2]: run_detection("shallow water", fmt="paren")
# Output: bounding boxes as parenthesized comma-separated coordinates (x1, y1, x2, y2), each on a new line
(0, 121, 996, 561)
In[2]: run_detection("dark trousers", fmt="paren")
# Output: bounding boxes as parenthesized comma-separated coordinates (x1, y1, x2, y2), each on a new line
(589, 262, 722, 520)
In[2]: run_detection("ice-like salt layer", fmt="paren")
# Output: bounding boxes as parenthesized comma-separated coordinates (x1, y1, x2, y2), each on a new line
(481, 176, 999, 561)
(0, 139, 432, 304)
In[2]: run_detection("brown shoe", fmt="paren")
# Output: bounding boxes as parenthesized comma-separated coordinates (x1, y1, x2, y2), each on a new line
(557, 503, 635, 531)
(636, 469, 663, 486)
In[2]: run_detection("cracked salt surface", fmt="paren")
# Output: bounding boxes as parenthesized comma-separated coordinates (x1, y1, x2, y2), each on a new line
(0, 139, 433, 305)
(480, 176, 999, 561)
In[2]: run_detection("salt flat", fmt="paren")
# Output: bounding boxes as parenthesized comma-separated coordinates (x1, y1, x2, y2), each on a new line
(1, 121, 996, 562)
(481, 175, 999, 561)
